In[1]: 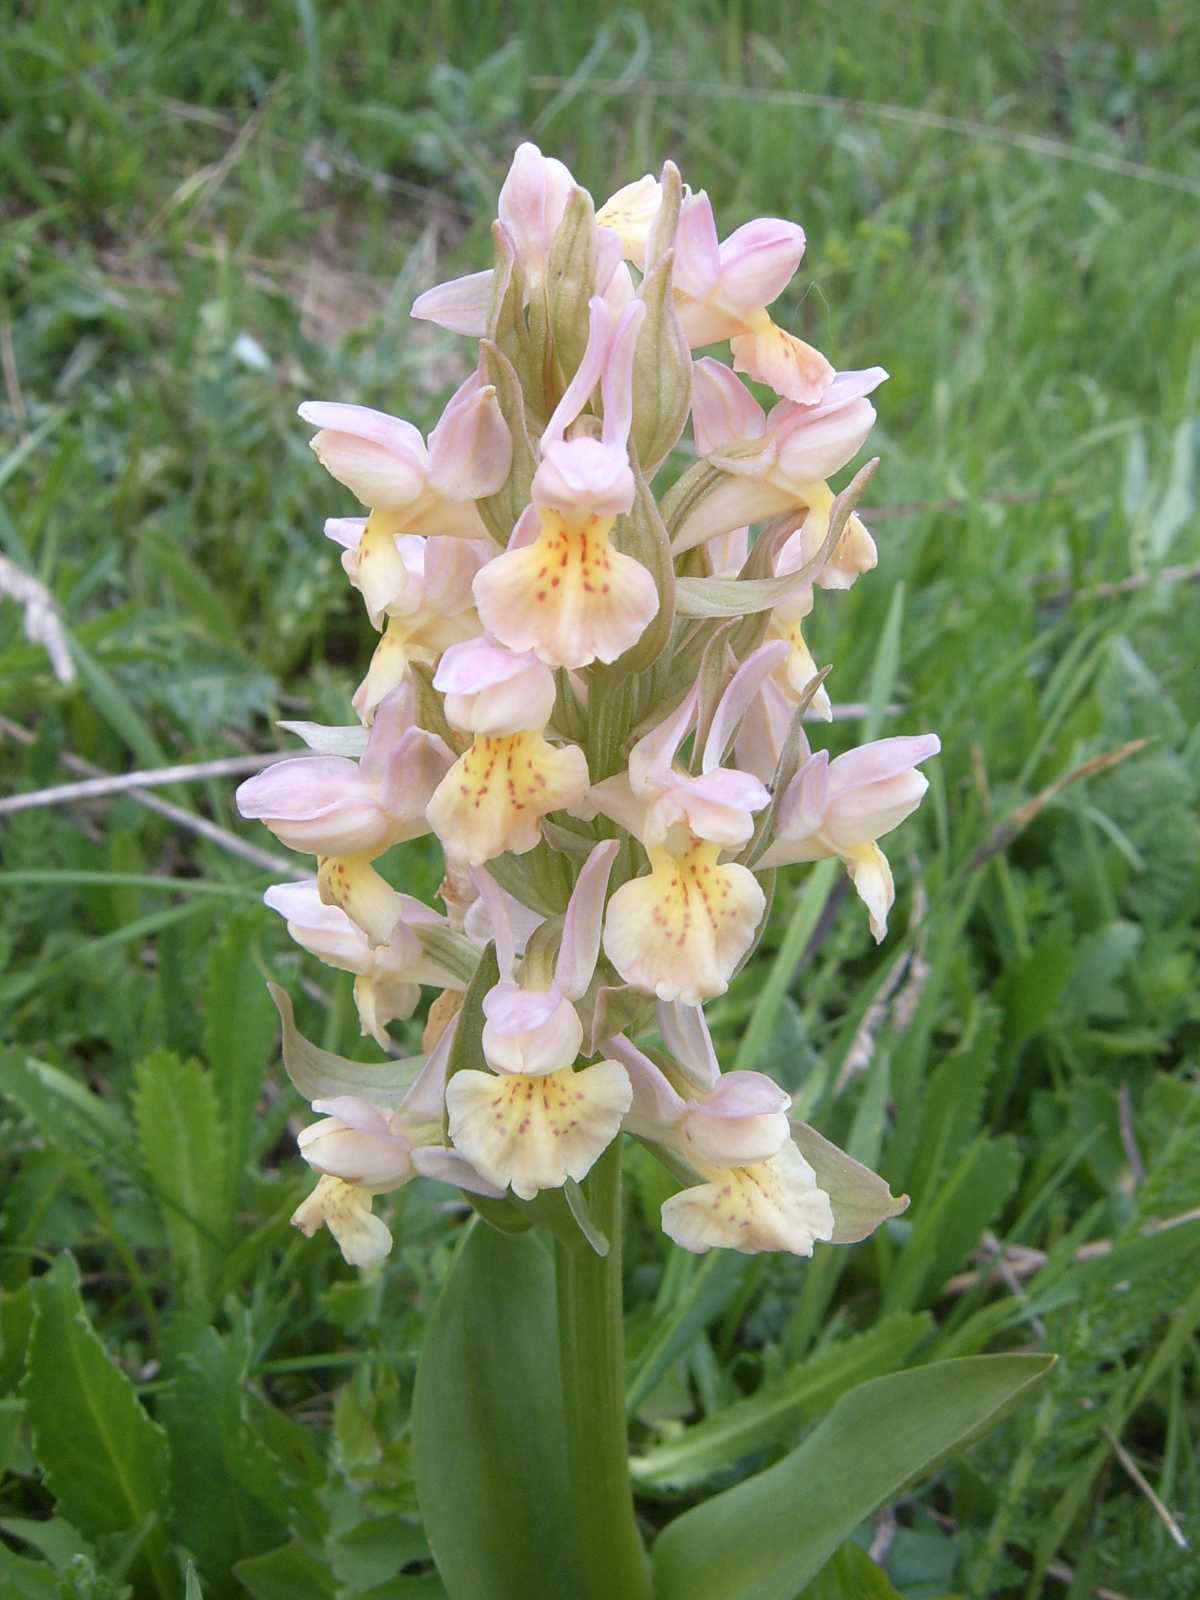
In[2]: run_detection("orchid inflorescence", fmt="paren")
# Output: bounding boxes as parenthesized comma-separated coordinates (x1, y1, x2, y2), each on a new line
(236, 143, 939, 1270)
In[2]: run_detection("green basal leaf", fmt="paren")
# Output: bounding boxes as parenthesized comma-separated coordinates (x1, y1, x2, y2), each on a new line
(413, 1222, 582, 1599)
(652, 1353, 1054, 1600)
(268, 984, 425, 1107)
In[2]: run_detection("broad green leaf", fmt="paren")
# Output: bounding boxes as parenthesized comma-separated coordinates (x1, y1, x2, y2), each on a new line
(631, 1313, 932, 1491)
(268, 985, 425, 1107)
(132, 1051, 228, 1311)
(0, 1546, 57, 1600)
(800, 1542, 904, 1598)
(652, 1353, 1054, 1600)
(22, 1256, 174, 1600)
(412, 1221, 582, 1599)
(204, 913, 276, 1210)
(233, 1539, 336, 1600)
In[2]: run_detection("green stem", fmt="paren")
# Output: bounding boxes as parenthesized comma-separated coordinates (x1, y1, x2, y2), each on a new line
(554, 1142, 651, 1600)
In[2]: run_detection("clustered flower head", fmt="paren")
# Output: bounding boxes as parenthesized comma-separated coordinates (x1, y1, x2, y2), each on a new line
(237, 143, 939, 1269)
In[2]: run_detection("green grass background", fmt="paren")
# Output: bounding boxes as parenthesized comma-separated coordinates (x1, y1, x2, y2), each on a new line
(1, 2, 1198, 1596)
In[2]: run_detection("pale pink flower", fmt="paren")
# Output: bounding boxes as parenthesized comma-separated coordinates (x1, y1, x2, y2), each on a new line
(606, 1017, 834, 1257)
(237, 686, 453, 945)
(590, 643, 783, 848)
(264, 879, 459, 1048)
(412, 143, 630, 335)
(426, 637, 589, 865)
(672, 192, 834, 404)
(299, 374, 510, 624)
(446, 843, 631, 1201)
(675, 364, 887, 554)
(473, 297, 659, 669)
(342, 534, 489, 721)
(760, 733, 941, 939)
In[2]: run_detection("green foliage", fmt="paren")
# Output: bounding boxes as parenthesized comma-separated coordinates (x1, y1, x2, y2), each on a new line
(653, 1354, 1054, 1600)
(1, 2, 1197, 1596)
(412, 1224, 580, 1599)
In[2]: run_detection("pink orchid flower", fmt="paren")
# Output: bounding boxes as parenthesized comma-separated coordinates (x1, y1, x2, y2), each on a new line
(290, 1020, 504, 1265)
(445, 843, 632, 1201)
(263, 879, 460, 1048)
(675, 362, 887, 554)
(606, 1011, 835, 1257)
(760, 733, 941, 939)
(594, 647, 785, 1005)
(672, 191, 834, 405)
(322, 527, 489, 718)
(237, 685, 453, 945)
(299, 373, 511, 628)
(473, 297, 660, 669)
(425, 636, 589, 865)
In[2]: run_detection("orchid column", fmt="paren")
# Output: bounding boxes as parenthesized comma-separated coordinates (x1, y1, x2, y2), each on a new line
(237, 144, 938, 1599)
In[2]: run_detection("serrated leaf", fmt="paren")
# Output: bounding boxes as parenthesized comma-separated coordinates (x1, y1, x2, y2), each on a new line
(204, 914, 276, 1213)
(652, 1354, 1054, 1600)
(412, 1222, 582, 1598)
(160, 1323, 288, 1592)
(22, 1256, 174, 1600)
(631, 1312, 931, 1491)
(131, 1051, 227, 1312)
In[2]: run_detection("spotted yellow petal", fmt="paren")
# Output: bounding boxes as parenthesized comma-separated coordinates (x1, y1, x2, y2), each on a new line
(445, 1061, 631, 1201)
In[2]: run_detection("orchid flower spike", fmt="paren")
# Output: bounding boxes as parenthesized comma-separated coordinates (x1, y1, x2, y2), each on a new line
(672, 191, 834, 405)
(675, 363, 888, 555)
(473, 297, 660, 669)
(608, 1015, 835, 1256)
(594, 648, 786, 1005)
(760, 733, 941, 939)
(446, 843, 632, 1200)
(425, 636, 590, 865)
(236, 685, 454, 945)
(299, 373, 511, 628)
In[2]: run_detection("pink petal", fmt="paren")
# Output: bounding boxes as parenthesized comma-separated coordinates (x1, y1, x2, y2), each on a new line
(497, 142, 577, 264)
(600, 299, 647, 452)
(410, 269, 494, 336)
(324, 516, 367, 550)
(702, 640, 790, 772)
(829, 733, 941, 793)
(310, 1095, 393, 1135)
(604, 1034, 685, 1135)
(628, 688, 698, 797)
(298, 401, 426, 462)
(715, 218, 806, 313)
(701, 1070, 792, 1118)
(555, 839, 619, 1000)
(691, 359, 767, 456)
(673, 190, 722, 301)
(543, 297, 615, 446)
(433, 635, 538, 694)
(426, 373, 512, 501)
(657, 1000, 720, 1089)
(482, 978, 564, 1035)
(532, 436, 634, 516)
